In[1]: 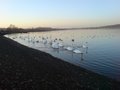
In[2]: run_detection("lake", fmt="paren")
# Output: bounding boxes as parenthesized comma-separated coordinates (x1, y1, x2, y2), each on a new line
(5, 29, 120, 81)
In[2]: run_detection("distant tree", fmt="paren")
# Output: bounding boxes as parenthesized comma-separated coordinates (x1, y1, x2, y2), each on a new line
(7, 24, 18, 29)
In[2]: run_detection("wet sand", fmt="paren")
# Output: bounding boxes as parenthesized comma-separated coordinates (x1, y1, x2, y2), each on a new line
(0, 36, 120, 90)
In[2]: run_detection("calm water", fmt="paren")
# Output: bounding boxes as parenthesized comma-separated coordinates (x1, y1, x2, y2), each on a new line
(5, 29, 120, 81)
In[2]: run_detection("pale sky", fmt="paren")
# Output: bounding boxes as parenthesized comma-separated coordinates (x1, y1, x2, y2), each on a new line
(0, 0, 120, 28)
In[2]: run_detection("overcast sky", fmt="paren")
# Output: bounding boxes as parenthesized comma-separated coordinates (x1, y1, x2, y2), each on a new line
(0, 0, 120, 28)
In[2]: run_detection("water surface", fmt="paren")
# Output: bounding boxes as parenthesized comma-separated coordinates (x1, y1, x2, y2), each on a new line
(5, 29, 120, 81)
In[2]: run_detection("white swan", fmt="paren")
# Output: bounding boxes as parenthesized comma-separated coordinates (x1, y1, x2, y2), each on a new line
(58, 43, 63, 47)
(73, 49, 83, 54)
(42, 39, 47, 44)
(82, 42, 88, 48)
(82, 45, 87, 48)
(66, 46, 74, 51)
(51, 42, 59, 49)
(64, 39, 75, 51)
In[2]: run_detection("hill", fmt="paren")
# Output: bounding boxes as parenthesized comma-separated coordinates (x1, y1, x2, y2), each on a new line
(81, 24, 120, 29)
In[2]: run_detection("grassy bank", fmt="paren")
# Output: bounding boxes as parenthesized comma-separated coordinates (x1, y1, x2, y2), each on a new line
(0, 36, 120, 90)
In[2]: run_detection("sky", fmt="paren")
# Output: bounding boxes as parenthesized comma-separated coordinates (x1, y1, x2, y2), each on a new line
(0, 0, 120, 28)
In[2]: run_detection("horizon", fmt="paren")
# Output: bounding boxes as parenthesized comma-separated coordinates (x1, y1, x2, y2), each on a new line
(1, 23, 120, 29)
(0, 0, 120, 28)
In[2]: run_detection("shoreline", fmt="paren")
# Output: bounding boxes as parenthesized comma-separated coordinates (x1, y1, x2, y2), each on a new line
(0, 35, 120, 89)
